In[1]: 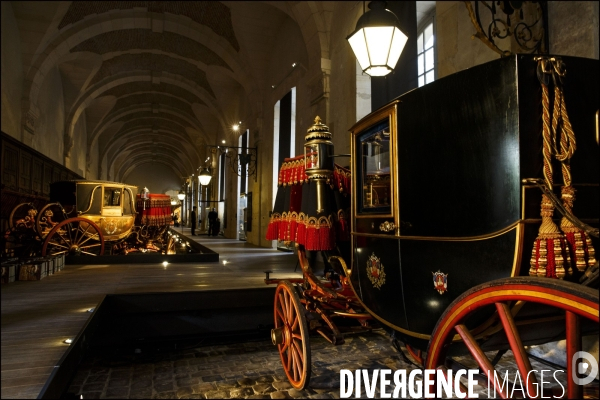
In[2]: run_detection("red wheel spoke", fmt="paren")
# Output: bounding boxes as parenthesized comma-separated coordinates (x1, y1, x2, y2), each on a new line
(291, 346, 300, 381)
(276, 308, 285, 324)
(277, 292, 284, 309)
(286, 346, 293, 373)
(285, 292, 292, 324)
(455, 324, 508, 399)
(292, 339, 303, 362)
(566, 311, 582, 399)
(292, 315, 299, 331)
(495, 302, 537, 396)
(282, 294, 290, 323)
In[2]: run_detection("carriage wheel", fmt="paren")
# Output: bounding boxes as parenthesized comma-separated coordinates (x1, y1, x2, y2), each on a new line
(9, 203, 38, 233)
(42, 217, 105, 256)
(272, 280, 311, 390)
(36, 203, 71, 239)
(426, 277, 599, 399)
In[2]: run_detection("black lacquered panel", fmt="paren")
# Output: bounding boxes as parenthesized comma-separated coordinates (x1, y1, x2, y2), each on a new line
(396, 56, 521, 237)
(352, 235, 409, 330)
(400, 229, 517, 336)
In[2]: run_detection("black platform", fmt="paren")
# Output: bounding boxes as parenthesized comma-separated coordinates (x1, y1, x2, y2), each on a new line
(38, 287, 275, 399)
(65, 229, 219, 265)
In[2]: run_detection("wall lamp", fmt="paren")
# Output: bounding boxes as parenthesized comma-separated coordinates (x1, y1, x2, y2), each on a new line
(198, 167, 212, 186)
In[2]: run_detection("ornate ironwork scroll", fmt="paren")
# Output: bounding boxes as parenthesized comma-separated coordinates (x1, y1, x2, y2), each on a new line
(464, 1, 548, 57)
(209, 145, 258, 181)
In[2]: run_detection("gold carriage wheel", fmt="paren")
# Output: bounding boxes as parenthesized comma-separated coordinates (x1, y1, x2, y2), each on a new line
(42, 217, 105, 256)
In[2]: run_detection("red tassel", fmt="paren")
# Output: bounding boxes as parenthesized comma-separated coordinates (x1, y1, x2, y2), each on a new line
(530, 195, 570, 279)
(278, 216, 289, 241)
(319, 226, 335, 250)
(296, 215, 306, 246)
(560, 186, 597, 273)
(289, 212, 298, 243)
(266, 216, 279, 240)
(309, 226, 321, 250)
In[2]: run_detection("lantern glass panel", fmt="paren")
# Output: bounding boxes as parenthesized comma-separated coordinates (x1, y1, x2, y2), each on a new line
(348, 30, 370, 71)
(386, 27, 407, 68)
(305, 144, 319, 169)
(364, 26, 394, 66)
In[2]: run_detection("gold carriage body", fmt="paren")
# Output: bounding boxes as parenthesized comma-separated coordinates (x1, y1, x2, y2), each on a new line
(48, 180, 137, 241)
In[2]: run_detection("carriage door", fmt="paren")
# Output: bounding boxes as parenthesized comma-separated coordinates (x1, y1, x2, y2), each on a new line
(352, 104, 398, 236)
(350, 103, 409, 331)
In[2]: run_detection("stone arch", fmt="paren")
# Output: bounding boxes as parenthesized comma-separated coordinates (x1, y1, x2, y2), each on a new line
(21, 10, 259, 135)
(92, 105, 206, 147)
(100, 129, 200, 174)
(115, 152, 187, 183)
(99, 116, 199, 170)
(70, 72, 225, 146)
(110, 143, 194, 176)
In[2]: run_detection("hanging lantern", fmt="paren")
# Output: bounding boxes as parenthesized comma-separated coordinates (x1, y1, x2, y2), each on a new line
(347, 1, 408, 77)
(199, 168, 212, 186)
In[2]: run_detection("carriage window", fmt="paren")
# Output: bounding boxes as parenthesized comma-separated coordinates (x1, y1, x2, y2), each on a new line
(123, 189, 133, 215)
(358, 120, 391, 214)
(104, 187, 121, 207)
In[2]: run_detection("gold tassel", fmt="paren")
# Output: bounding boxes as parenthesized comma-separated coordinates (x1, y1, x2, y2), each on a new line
(550, 57, 597, 275)
(530, 194, 568, 279)
(529, 59, 570, 279)
(560, 186, 597, 273)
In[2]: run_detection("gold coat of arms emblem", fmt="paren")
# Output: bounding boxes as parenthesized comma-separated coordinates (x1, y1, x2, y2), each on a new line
(366, 253, 386, 289)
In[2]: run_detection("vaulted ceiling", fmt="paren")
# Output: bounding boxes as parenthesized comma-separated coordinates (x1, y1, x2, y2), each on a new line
(11, 1, 320, 182)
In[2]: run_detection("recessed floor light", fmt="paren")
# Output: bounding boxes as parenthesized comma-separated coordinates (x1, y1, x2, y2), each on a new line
(64, 338, 73, 344)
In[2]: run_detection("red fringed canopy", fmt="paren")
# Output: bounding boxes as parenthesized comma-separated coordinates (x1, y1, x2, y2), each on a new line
(266, 154, 351, 251)
(135, 193, 173, 227)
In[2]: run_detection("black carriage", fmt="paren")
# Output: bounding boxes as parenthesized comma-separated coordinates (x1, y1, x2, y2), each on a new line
(266, 54, 599, 397)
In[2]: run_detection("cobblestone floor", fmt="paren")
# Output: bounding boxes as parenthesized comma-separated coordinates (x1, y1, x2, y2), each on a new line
(68, 329, 568, 399)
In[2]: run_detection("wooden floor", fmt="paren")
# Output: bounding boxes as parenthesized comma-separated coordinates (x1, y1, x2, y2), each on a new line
(1, 230, 300, 399)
